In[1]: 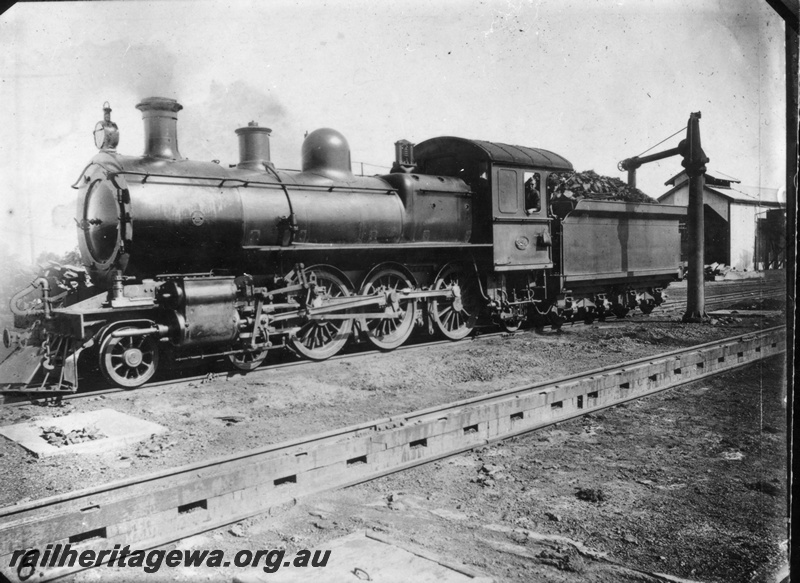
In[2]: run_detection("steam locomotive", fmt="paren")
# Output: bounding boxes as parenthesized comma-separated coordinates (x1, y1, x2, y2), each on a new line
(1, 97, 685, 391)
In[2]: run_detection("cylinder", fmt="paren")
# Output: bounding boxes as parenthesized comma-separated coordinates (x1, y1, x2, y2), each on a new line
(136, 97, 183, 159)
(236, 122, 272, 170)
(178, 277, 239, 346)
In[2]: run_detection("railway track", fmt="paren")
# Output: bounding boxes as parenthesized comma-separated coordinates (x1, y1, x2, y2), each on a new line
(662, 282, 784, 309)
(0, 283, 785, 408)
(0, 325, 786, 582)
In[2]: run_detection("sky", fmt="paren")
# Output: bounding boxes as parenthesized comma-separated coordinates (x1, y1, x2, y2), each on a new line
(0, 0, 787, 264)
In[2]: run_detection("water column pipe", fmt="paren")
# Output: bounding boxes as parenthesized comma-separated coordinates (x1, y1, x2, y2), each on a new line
(680, 112, 710, 323)
(618, 112, 709, 323)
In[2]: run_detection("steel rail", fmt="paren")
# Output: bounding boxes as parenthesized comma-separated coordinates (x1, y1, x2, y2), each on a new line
(0, 326, 786, 582)
(661, 286, 783, 311)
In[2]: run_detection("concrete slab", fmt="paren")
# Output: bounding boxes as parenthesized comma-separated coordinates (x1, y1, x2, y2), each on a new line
(233, 531, 492, 583)
(0, 408, 167, 458)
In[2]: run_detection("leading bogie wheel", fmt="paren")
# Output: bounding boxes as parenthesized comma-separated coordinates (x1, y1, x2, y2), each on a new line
(228, 326, 270, 371)
(290, 266, 354, 360)
(360, 266, 418, 350)
(228, 348, 268, 371)
(429, 263, 481, 341)
(99, 331, 159, 388)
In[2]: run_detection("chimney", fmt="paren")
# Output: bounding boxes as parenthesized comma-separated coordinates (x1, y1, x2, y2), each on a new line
(135, 97, 183, 159)
(236, 122, 272, 170)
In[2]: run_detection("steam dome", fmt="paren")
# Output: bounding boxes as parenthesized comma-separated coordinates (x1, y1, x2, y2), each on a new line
(301, 128, 353, 180)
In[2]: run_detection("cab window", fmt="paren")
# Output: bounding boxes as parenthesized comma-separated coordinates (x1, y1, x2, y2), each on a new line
(524, 171, 541, 214)
(498, 169, 518, 214)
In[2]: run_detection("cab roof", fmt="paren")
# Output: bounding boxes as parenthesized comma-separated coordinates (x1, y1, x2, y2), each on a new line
(414, 136, 573, 171)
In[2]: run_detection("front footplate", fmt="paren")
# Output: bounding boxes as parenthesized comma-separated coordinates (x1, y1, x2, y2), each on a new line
(0, 338, 82, 393)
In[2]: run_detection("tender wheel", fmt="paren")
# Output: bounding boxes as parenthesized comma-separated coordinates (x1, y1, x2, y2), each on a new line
(611, 293, 629, 318)
(99, 332, 159, 388)
(290, 266, 353, 360)
(429, 263, 482, 340)
(612, 291, 636, 318)
(612, 306, 629, 318)
(638, 289, 657, 315)
(639, 302, 655, 315)
(360, 266, 418, 350)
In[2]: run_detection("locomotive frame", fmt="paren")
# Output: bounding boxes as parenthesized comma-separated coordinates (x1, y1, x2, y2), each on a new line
(1, 97, 685, 392)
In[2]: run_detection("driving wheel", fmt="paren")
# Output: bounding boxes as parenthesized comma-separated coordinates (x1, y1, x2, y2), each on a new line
(360, 266, 418, 350)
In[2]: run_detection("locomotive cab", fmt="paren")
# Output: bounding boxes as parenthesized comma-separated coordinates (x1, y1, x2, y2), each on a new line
(412, 137, 574, 271)
(490, 165, 553, 270)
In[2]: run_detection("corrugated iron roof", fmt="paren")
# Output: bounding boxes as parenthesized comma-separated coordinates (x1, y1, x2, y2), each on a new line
(658, 183, 786, 207)
(725, 185, 784, 205)
(414, 136, 573, 171)
(664, 168, 741, 186)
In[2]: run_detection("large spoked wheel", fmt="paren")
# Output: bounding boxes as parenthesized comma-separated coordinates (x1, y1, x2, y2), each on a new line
(99, 332, 159, 388)
(291, 266, 353, 360)
(360, 266, 418, 350)
(429, 263, 482, 340)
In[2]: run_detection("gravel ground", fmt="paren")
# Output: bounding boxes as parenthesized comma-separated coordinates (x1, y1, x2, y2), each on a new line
(64, 354, 787, 583)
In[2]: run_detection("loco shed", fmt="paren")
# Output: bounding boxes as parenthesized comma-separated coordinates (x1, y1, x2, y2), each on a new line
(1, 97, 685, 391)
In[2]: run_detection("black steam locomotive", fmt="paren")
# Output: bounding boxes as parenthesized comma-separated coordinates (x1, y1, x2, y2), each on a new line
(1, 97, 685, 391)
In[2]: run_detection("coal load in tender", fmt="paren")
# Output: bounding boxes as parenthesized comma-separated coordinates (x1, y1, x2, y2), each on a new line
(547, 170, 656, 204)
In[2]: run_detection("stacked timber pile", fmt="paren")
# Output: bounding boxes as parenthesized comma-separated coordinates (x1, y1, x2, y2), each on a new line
(547, 170, 656, 204)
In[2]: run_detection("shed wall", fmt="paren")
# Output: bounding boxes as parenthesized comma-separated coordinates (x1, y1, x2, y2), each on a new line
(660, 186, 728, 220)
(729, 204, 765, 271)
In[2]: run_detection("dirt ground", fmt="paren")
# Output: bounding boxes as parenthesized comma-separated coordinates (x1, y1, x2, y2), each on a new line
(0, 280, 789, 582)
(66, 355, 787, 583)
